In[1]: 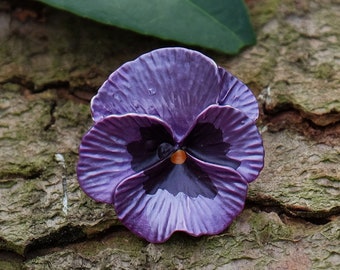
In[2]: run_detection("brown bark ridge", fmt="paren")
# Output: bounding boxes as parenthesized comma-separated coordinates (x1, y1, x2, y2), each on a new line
(0, 0, 339, 269)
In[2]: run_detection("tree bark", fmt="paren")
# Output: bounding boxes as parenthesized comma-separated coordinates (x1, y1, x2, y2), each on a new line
(0, 0, 339, 269)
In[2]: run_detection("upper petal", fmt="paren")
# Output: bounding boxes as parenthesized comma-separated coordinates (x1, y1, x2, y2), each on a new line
(183, 105, 264, 183)
(218, 67, 259, 121)
(77, 113, 174, 204)
(91, 47, 222, 139)
(113, 158, 248, 243)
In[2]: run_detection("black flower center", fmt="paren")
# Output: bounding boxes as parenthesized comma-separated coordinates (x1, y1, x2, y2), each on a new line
(157, 142, 174, 160)
(126, 122, 241, 198)
(127, 124, 174, 172)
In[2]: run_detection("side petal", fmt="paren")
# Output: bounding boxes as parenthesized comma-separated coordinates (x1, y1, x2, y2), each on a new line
(77, 114, 174, 204)
(113, 159, 248, 243)
(218, 67, 259, 121)
(91, 47, 222, 140)
(183, 105, 264, 183)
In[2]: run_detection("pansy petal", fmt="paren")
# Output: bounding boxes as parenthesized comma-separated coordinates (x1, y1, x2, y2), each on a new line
(142, 158, 218, 199)
(77, 114, 174, 204)
(114, 158, 248, 243)
(218, 67, 259, 121)
(91, 47, 222, 140)
(183, 105, 264, 183)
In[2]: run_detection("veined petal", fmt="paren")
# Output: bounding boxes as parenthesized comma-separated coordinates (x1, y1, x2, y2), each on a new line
(77, 114, 174, 204)
(91, 47, 222, 140)
(183, 105, 264, 183)
(142, 158, 218, 199)
(113, 159, 248, 243)
(218, 67, 259, 121)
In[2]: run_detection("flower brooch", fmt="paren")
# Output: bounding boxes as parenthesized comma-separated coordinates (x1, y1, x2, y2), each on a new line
(77, 47, 264, 243)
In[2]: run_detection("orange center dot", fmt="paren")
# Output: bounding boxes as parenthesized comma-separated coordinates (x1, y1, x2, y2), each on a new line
(170, 149, 187, 165)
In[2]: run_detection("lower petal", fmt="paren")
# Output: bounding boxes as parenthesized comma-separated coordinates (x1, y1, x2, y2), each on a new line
(143, 158, 217, 199)
(113, 160, 248, 243)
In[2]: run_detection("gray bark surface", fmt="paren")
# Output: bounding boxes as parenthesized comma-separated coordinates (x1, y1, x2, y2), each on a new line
(0, 0, 339, 269)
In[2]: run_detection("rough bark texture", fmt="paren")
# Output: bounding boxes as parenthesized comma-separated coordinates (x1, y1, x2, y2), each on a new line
(0, 0, 339, 269)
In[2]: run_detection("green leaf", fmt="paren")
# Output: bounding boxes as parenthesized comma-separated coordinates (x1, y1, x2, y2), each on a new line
(37, 0, 256, 54)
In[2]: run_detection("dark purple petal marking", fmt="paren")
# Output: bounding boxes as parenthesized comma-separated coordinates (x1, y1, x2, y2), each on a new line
(127, 124, 174, 172)
(218, 67, 259, 121)
(114, 161, 248, 243)
(143, 158, 217, 199)
(183, 122, 241, 170)
(184, 105, 264, 183)
(77, 114, 174, 204)
(91, 47, 222, 140)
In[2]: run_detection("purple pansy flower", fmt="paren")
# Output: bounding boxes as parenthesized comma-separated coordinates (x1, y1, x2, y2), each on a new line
(77, 47, 264, 243)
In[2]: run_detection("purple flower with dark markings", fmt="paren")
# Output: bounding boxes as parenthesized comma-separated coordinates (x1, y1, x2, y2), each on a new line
(77, 47, 264, 243)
